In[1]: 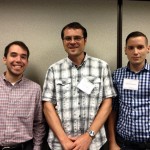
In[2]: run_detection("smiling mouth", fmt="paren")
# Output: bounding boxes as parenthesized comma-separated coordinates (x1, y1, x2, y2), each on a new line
(13, 65, 23, 69)
(69, 46, 77, 49)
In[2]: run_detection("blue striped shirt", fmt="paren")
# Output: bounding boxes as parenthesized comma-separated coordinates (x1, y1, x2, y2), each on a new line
(112, 61, 150, 142)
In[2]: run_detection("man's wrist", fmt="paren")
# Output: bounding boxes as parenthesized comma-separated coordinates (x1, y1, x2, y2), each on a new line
(87, 129, 95, 138)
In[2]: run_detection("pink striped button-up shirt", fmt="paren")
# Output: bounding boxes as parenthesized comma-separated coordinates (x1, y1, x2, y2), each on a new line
(0, 74, 45, 150)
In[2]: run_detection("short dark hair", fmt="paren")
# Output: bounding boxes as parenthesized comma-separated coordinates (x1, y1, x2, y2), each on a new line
(4, 41, 30, 59)
(61, 22, 87, 40)
(126, 31, 148, 45)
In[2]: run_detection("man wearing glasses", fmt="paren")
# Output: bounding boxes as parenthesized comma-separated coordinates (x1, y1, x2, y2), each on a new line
(42, 22, 116, 150)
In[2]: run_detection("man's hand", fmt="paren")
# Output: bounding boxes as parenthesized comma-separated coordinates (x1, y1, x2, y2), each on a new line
(61, 138, 76, 150)
(68, 133, 92, 150)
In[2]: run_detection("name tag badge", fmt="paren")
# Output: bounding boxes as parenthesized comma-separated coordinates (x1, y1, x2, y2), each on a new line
(77, 78, 95, 94)
(123, 78, 139, 90)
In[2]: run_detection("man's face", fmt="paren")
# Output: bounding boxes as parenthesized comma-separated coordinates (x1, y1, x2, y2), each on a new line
(3, 44, 28, 79)
(62, 28, 87, 59)
(125, 36, 149, 67)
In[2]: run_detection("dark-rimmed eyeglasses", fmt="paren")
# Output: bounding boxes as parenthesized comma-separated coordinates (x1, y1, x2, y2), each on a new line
(63, 36, 84, 42)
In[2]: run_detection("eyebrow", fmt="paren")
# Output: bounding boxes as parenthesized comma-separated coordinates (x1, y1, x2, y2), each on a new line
(10, 52, 27, 57)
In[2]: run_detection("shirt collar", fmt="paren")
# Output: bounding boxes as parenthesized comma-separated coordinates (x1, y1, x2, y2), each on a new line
(2, 72, 24, 85)
(126, 59, 150, 72)
(66, 52, 88, 67)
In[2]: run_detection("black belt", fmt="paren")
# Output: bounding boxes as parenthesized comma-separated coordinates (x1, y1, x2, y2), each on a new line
(117, 134, 150, 149)
(0, 140, 32, 150)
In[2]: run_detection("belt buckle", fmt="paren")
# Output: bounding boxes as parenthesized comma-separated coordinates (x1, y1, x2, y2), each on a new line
(2, 147, 11, 150)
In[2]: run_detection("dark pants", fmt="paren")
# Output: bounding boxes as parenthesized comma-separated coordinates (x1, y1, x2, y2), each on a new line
(117, 135, 150, 150)
(44, 142, 108, 150)
(99, 142, 108, 150)
(22, 140, 33, 150)
(0, 140, 33, 150)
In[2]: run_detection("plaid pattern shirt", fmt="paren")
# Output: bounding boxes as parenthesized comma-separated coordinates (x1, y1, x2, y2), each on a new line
(42, 53, 116, 150)
(0, 74, 45, 150)
(112, 61, 150, 142)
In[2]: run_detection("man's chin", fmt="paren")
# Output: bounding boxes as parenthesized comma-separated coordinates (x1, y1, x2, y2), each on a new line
(11, 71, 23, 77)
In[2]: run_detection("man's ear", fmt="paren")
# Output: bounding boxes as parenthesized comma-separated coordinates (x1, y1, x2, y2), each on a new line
(3, 57, 7, 65)
(147, 45, 150, 53)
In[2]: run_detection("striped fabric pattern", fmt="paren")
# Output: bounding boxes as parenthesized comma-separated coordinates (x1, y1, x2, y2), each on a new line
(42, 53, 116, 150)
(0, 75, 45, 150)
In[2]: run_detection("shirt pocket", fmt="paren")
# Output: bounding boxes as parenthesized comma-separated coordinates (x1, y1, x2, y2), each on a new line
(15, 96, 34, 119)
(15, 103, 31, 118)
(56, 78, 72, 99)
(86, 76, 101, 97)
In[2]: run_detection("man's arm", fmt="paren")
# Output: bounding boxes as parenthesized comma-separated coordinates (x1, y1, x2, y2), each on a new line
(88, 97, 112, 134)
(71, 98, 112, 150)
(33, 89, 46, 150)
(107, 110, 120, 150)
(43, 101, 75, 150)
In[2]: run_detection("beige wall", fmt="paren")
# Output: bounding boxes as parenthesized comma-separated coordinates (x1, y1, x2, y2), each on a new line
(0, 0, 117, 87)
(1, 0, 150, 87)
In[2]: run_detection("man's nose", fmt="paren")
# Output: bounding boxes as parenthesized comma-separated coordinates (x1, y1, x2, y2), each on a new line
(70, 38, 76, 43)
(133, 48, 138, 54)
(16, 56, 22, 61)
